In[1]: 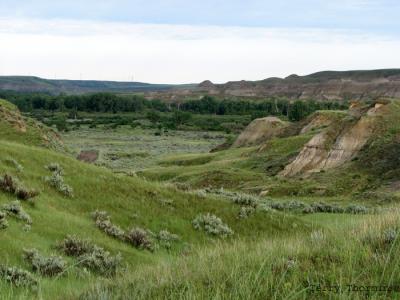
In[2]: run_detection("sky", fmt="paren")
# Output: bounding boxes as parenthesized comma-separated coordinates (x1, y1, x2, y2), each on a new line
(0, 0, 399, 83)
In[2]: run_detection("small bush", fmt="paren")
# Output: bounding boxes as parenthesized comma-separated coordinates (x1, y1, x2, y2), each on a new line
(2, 200, 32, 224)
(345, 204, 369, 214)
(232, 193, 258, 207)
(57, 235, 94, 257)
(45, 172, 73, 197)
(153, 230, 180, 249)
(57, 235, 121, 277)
(22, 224, 31, 232)
(0, 211, 8, 229)
(0, 174, 39, 201)
(364, 227, 399, 251)
(192, 213, 233, 237)
(238, 206, 255, 219)
(382, 228, 398, 245)
(77, 246, 121, 277)
(23, 249, 66, 277)
(124, 227, 155, 251)
(302, 206, 315, 214)
(45, 163, 64, 175)
(0, 265, 38, 287)
(91, 210, 125, 240)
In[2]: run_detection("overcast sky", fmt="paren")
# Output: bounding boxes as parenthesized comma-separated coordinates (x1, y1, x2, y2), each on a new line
(0, 0, 399, 83)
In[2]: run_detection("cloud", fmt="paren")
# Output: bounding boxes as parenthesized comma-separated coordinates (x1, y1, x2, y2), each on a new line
(0, 18, 399, 83)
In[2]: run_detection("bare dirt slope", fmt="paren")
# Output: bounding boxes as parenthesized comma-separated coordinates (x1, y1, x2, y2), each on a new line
(280, 102, 388, 177)
(232, 116, 287, 147)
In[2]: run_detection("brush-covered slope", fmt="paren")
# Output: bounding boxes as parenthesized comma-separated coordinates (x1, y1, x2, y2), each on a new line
(0, 101, 306, 299)
(141, 100, 400, 200)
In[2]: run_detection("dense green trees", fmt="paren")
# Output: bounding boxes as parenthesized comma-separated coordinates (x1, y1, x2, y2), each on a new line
(0, 91, 347, 122)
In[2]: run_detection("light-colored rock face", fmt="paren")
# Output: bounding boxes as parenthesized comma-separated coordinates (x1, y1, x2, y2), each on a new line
(233, 116, 286, 147)
(323, 117, 374, 170)
(280, 104, 385, 177)
(279, 132, 330, 176)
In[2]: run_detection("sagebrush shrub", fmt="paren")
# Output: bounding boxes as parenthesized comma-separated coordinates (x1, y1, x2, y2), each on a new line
(382, 228, 398, 245)
(57, 235, 121, 277)
(0, 174, 39, 201)
(0, 211, 8, 229)
(232, 193, 258, 207)
(238, 206, 255, 219)
(45, 171, 73, 197)
(78, 246, 121, 277)
(345, 204, 369, 214)
(2, 200, 32, 224)
(91, 210, 125, 240)
(192, 213, 233, 237)
(57, 235, 95, 257)
(23, 249, 66, 277)
(0, 265, 38, 287)
(46, 163, 64, 175)
(153, 230, 180, 249)
(124, 227, 155, 251)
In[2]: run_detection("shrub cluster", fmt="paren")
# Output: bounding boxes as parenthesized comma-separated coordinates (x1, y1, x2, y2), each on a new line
(238, 206, 256, 219)
(0, 265, 38, 287)
(91, 210, 125, 240)
(0, 174, 39, 201)
(232, 193, 259, 208)
(57, 235, 121, 277)
(44, 164, 73, 197)
(91, 210, 179, 251)
(124, 227, 155, 251)
(192, 213, 233, 237)
(262, 200, 369, 215)
(2, 200, 32, 224)
(23, 249, 66, 277)
(152, 230, 180, 249)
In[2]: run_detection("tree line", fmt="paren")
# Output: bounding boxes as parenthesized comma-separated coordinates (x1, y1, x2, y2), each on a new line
(0, 92, 348, 121)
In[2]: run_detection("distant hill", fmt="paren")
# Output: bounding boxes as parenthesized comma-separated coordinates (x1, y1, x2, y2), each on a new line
(0, 76, 185, 94)
(145, 69, 400, 101)
(4, 69, 400, 100)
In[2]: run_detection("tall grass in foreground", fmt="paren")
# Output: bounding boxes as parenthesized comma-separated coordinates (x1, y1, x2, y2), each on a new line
(82, 210, 400, 300)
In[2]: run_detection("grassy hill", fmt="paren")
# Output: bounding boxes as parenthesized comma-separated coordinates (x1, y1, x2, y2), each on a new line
(2, 99, 400, 299)
(0, 76, 182, 94)
(0, 100, 309, 299)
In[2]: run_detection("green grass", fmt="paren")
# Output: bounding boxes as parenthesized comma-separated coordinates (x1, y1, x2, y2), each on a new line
(3, 99, 400, 299)
(80, 210, 400, 300)
(62, 126, 227, 171)
(0, 140, 311, 299)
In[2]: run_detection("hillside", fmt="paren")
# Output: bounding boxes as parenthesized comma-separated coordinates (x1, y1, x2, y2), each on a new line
(0, 100, 307, 299)
(0, 76, 181, 94)
(0, 99, 65, 151)
(2, 99, 400, 299)
(141, 100, 400, 199)
(145, 69, 400, 101)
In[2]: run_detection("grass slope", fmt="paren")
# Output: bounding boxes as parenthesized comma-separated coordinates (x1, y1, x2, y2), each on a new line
(0, 140, 308, 299)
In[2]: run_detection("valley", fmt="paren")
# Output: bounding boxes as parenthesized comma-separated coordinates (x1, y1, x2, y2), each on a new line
(1, 92, 400, 299)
